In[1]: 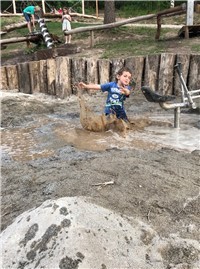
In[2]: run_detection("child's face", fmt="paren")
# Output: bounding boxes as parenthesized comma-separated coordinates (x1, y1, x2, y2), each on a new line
(117, 71, 132, 87)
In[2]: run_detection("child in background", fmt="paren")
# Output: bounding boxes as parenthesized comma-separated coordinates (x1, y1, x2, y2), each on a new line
(78, 67, 134, 122)
(23, 5, 41, 34)
(62, 7, 72, 44)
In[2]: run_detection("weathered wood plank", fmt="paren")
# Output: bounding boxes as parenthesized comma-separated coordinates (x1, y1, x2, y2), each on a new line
(64, 14, 157, 36)
(144, 54, 160, 91)
(125, 56, 144, 91)
(87, 59, 98, 84)
(86, 58, 98, 94)
(98, 59, 111, 84)
(6, 65, 18, 91)
(0, 66, 8, 90)
(158, 53, 176, 95)
(29, 61, 40, 93)
(188, 55, 200, 109)
(174, 54, 190, 96)
(2, 54, 199, 101)
(188, 54, 200, 91)
(17, 62, 31, 94)
(47, 59, 56, 96)
(55, 57, 72, 98)
(71, 58, 86, 94)
(111, 59, 124, 81)
(39, 60, 48, 94)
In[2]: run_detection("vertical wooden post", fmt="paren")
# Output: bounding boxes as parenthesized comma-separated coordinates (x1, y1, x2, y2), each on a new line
(184, 26, 189, 39)
(82, 0, 85, 15)
(12, 0, 16, 14)
(0, 67, 8, 90)
(187, 0, 194, 25)
(26, 41, 31, 48)
(155, 15, 162, 40)
(185, 0, 194, 38)
(42, 0, 46, 14)
(96, 0, 99, 18)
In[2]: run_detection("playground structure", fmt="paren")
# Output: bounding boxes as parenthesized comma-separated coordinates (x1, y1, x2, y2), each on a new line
(2, 0, 91, 17)
(1, 1, 199, 49)
(37, 17, 53, 48)
(141, 63, 200, 129)
(0, 11, 55, 49)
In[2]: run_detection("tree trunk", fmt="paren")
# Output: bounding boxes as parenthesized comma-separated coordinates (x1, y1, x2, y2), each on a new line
(104, 0, 115, 24)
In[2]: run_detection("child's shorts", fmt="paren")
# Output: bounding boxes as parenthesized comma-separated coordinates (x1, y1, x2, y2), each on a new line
(23, 12, 31, 22)
(106, 105, 128, 121)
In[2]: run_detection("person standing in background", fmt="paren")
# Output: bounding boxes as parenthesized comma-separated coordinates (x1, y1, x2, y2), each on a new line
(62, 7, 72, 44)
(23, 5, 41, 34)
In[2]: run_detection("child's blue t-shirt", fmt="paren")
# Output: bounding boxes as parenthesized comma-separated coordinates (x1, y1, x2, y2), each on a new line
(100, 81, 131, 114)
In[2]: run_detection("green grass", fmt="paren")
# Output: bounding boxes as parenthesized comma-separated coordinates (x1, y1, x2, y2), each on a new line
(94, 26, 178, 58)
(191, 43, 200, 52)
(1, 16, 199, 60)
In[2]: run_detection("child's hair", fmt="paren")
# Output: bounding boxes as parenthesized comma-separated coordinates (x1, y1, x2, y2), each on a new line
(115, 67, 132, 82)
(63, 7, 69, 14)
(35, 6, 40, 11)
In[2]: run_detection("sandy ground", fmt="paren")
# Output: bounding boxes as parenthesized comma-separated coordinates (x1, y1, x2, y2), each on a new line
(1, 90, 200, 268)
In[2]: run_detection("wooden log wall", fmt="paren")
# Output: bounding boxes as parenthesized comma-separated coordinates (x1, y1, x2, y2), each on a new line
(1, 53, 200, 98)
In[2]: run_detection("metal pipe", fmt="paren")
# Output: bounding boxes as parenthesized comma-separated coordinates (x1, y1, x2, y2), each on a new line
(184, 95, 200, 100)
(189, 89, 200, 94)
(159, 102, 189, 110)
(175, 63, 197, 109)
(174, 107, 181, 128)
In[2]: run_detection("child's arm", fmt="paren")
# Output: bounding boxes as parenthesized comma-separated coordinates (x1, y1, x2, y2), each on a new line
(68, 15, 72, 22)
(79, 82, 101, 90)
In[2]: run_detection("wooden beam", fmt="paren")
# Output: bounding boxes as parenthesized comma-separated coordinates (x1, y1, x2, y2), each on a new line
(96, 0, 99, 18)
(12, 0, 16, 14)
(43, 12, 98, 19)
(64, 14, 156, 36)
(42, 0, 46, 14)
(0, 35, 42, 45)
(82, 0, 85, 15)
(157, 4, 186, 16)
(155, 15, 162, 40)
(187, 0, 194, 25)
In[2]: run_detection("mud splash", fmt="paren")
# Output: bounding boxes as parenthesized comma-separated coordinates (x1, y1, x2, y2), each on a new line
(78, 93, 151, 135)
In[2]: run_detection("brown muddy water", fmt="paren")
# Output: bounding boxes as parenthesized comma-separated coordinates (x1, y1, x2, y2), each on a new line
(1, 91, 200, 163)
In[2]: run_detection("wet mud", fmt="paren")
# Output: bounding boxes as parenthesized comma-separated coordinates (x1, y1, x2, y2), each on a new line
(1, 91, 200, 267)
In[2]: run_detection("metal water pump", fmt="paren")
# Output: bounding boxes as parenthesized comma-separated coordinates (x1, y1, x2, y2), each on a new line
(141, 63, 200, 128)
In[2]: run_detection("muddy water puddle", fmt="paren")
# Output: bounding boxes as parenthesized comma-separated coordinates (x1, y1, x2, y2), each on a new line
(1, 110, 199, 162)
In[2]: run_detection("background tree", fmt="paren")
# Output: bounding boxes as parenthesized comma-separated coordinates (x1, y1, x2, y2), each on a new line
(104, 0, 116, 24)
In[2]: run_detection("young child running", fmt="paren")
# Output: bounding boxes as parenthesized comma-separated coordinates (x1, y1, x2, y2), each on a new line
(62, 7, 72, 44)
(78, 67, 134, 122)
